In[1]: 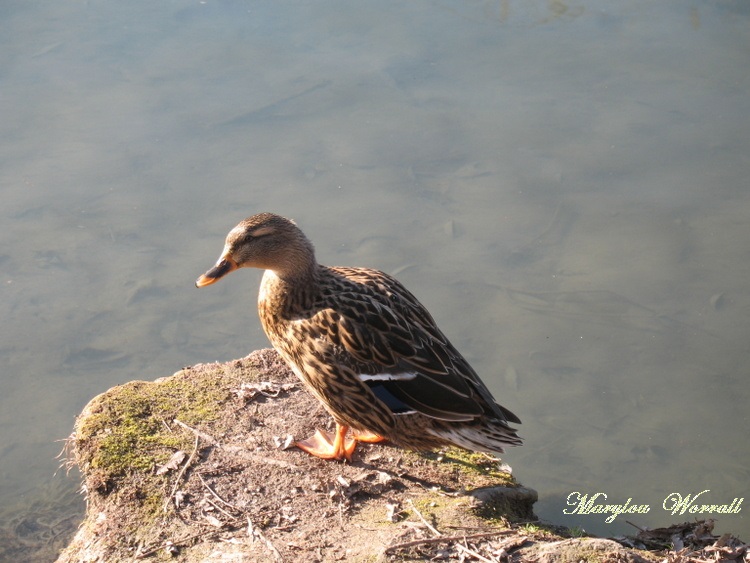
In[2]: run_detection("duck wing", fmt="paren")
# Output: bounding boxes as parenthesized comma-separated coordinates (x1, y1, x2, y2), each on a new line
(322, 267, 521, 425)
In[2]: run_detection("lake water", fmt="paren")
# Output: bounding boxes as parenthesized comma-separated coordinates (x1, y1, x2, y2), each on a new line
(2, 1, 748, 559)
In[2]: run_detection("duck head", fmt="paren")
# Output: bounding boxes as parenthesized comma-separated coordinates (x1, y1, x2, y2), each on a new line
(195, 212, 316, 287)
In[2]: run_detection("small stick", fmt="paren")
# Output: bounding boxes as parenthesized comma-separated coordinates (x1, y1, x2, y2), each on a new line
(497, 536, 529, 550)
(173, 418, 219, 446)
(157, 416, 172, 433)
(455, 540, 497, 563)
(164, 434, 200, 512)
(625, 519, 647, 532)
(198, 473, 238, 510)
(384, 530, 517, 555)
(248, 516, 284, 562)
(135, 527, 226, 559)
(407, 499, 441, 537)
(204, 497, 237, 521)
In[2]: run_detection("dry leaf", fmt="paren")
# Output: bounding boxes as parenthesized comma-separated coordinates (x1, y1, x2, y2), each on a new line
(156, 450, 187, 475)
(204, 514, 223, 528)
(234, 381, 296, 401)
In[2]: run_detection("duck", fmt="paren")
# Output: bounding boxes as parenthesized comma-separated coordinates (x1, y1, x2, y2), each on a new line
(196, 212, 522, 462)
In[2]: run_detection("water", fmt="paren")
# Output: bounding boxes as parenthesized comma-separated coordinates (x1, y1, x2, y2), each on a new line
(1, 1, 748, 559)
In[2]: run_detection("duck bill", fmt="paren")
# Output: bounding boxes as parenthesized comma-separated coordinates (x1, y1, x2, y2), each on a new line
(195, 256, 238, 287)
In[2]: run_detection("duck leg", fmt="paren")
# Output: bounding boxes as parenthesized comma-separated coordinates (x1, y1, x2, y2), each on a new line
(352, 430, 387, 443)
(296, 424, 357, 461)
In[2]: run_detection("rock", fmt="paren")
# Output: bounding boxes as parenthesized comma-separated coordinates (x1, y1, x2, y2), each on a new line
(56, 349, 664, 562)
(529, 538, 654, 563)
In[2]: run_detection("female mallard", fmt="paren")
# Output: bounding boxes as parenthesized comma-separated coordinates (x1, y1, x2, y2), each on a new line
(196, 212, 522, 461)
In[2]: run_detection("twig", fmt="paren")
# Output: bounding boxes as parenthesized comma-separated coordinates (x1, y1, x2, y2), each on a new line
(163, 434, 200, 512)
(455, 540, 497, 563)
(248, 517, 284, 562)
(449, 529, 519, 542)
(135, 527, 224, 559)
(407, 499, 441, 537)
(156, 416, 172, 433)
(385, 534, 479, 554)
(198, 473, 238, 510)
(205, 497, 238, 522)
(406, 499, 500, 561)
(497, 536, 529, 550)
(173, 418, 219, 446)
(445, 525, 504, 531)
(384, 530, 516, 555)
(625, 519, 647, 532)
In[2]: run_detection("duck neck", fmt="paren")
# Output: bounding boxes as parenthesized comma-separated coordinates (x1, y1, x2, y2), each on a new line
(259, 264, 320, 320)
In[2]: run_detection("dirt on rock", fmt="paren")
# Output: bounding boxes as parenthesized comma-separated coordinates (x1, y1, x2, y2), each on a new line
(55, 349, 745, 563)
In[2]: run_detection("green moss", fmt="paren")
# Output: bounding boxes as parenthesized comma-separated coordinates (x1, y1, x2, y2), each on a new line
(568, 526, 587, 538)
(409, 495, 473, 526)
(434, 448, 516, 483)
(65, 362, 265, 559)
(75, 364, 253, 487)
(521, 522, 544, 534)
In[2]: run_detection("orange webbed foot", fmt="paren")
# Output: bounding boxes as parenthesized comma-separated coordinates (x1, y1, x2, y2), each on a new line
(295, 425, 356, 462)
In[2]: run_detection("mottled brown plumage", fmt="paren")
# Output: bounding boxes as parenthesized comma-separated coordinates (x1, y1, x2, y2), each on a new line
(196, 212, 522, 461)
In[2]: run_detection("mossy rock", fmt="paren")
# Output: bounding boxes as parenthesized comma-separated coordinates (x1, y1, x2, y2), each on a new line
(57, 349, 663, 563)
